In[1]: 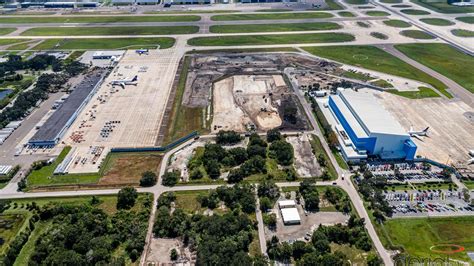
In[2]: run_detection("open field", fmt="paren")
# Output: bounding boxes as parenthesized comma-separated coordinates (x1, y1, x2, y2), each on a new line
(400, 30, 435, 39)
(145, 10, 239, 14)
(380, 216, 474, 262)
(383, 19, 411, 27)
(387, 86, 439, 99)
(325, 0, 345, 10)
(188, 33, 354, 46)
(31, 37, 175, 50)
(410, 0, 474, 13)
(365, 11, 391, 16)
(0, 28, 15, 35)
(380, 0, 402, 3)
(0, 39, 31, 46)
(303, 45, 449, 96)
(419, 18, 455, 26)
(0, 15, 200, 23)
(0, 214, 26, 255)
(451, 29, 474, 37)
(400, 8, 431, 15)
(456, 16, 474, 24)
(370, 32, 389, 39)
(344, 0, 368, 4)
(209, 22, 341, 33)
(309, 134, 337, 180)
(395, 43, 474, 93)
(210, 12, 333, 21)
(338, 11, 356, 17)
(379, 92, 474, 164)
(21, 26, 199, 36)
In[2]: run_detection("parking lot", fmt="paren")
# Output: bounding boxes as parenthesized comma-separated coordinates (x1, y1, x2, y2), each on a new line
(386, 189, 474, 218)
(367, 162, 449, 183)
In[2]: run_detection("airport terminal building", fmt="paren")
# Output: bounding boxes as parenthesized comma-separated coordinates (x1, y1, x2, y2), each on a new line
(328, 89, 417, 162)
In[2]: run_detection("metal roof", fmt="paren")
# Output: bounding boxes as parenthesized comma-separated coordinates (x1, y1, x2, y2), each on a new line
(281, 208, 301, 223)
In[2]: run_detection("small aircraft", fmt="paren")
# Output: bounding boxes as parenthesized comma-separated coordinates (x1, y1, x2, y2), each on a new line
(468, 158, 474, 165)
(110, 75, 138, 88)
(408, 126, 429, 140)
(136, 49, 149, 55)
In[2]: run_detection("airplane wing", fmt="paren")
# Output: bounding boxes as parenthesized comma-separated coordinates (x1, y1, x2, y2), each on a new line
(412, 135, 423, 142)
(120, 83, 125, 89)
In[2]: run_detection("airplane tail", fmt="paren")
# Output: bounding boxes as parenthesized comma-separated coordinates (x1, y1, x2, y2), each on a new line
(423, 127, 429, 132)
(132, 75, 138, 82)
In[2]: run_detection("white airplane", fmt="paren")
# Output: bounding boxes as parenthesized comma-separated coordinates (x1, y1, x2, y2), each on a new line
(110, 75, 138, 88)
(136, 49, 149, 55)
(408, 126, 429, 138)
(468, 158, 474, 165)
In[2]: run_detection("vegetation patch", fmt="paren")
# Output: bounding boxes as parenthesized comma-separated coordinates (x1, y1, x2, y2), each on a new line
(0, 39, 32, 47)
(0, 214, 26, 255)
(370, 32, 389, 39)
(209, 22, 342, 33)
(21, 26, 199, 36)
(400, 29, 435, 39)
(383, 19, 411, 27)
(380, 0, 402, 3)
(303, 45, 449, 97)
(400, 8, 431, 15)
(392, 4, 412, 8)
(210, 12, 333, 21)
(0, 15, 200, 23)
(0, 28, 15, 35)
(395, 43, 474, 93)
(365, 10, 391, 16)
(344, 0, 368, 5)
(410, 0, 474, 13)
(387, 86, 440, 99)
(188, 33, 355, 46)
(338, 11, 356, 17)
(419, 18, 455, 26)
(356, 21, 370, 28)
(456, 16, 474, 24)
(451, 29, 474, 37)
(32, 37, 175, 50)
(324, 0, 345, 10)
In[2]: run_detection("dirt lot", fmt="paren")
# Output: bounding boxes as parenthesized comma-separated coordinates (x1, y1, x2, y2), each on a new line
(146, 238, 193, 265)
(287, 134, 321, 178)
(98, 152, 162, 185)
(379, 92, 474, 167)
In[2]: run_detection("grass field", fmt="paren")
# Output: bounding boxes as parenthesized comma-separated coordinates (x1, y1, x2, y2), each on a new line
(0, 15, 200, 23)
(400, 30, 435, 39)
(0, 214, 26, 255)
(209, 22, 341, 33)
(309, 135, 337, 180)
(163, 56, 207, 144)
(410, 0, 474, 13)
(0, 39, 32, 46)
(370, 32, 389, 39)
(380, 216, 474, 262)
(451, 29, 474, 37)
(0, 28, 15, 35)
(419, 18, 455, 26)
(395, 43, 474, 93)
(324, 0, 345, 10)
(356, 21, 370, 28)
(463, 181, 474, 189)
(21, 26, 199, 36)
(400, 8, 431, 15)
(387, 86, 440, 99)
(188, 33, 354, 46)
(342, 70, 373, 81)
(145, 10, 239, 14)
(344, 0, 368, 4)
(210, 12, 333, 21)
(380, 0, 402, 3)
(456, 16, 474, 24)
(383, 19, 412, 28)
(365, 10, 391, 16)
(338, 11, 356, 17)
(392, 4, 412, 8)
(31, 37, 175, 50)
(303, 45, 450, 97)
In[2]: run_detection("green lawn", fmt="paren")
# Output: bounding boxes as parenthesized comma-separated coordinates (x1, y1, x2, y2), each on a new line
(344, 0, 368, 5)
(0, 214, 27, 255)
(0, 15, 200, 23)
(392, 4, 412, 8)
(309, 134, 337, 180)
(338, 11, 356, 17)
(209, 22, 341, 33)
(210, 12, 333, 21)
(356, 21, 370, 28)
(145, 10, 239, 14)
(463, 181, 474, 190)
(395, 43, 474, 93)
(0, 28, 15, 35)
(380, 0, 402, 3)
(419, 18, 455, 26)
(381, 216, 474, 262)
(383, 19, 412, 28)
(400, 8, 431, 15)
(365, 11, 391, 16)
(324, 0, 345, 10)
(456, 16, 474, 24)
(188, 33, 354, 46)
(0, 39, 32, 46)
(451, 29, 474, 37)
(400, 29, 435, 39)
(370, 32, 389, 39)
(31, 37, 175, 50)
(410, 0, 474, 13)
(387, 86, 440, 99)
(371, 79, 393, 88)
(21, 26, 199, 36)
(342, 70, 373, 81)
(303, 45, 450, 97)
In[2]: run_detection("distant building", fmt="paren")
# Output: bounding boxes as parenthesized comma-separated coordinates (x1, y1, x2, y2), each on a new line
(328, 89, 417, 162)
(111, 0, 135, 5)
(136, 0, 159, 4)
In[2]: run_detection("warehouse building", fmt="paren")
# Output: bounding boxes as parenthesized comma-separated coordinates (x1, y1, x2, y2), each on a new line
(328, 89, 417, 162)
(28, 70, 106, 147)
(278, 200, 301, 225)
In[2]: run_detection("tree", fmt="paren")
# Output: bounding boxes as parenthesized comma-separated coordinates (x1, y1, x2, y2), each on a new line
(204, 159, 221, 179)
(117, 187, 138, 210)
(263, 213, 276, 228)
(216, 130, 242, 145)
(189, 168, 204, 180)
(228, 147, 247, 165)
(227, 168, 245, 183)
(253, 254, 269, 266)
(257, 179, 280, 201)
(162, 170, 180, 187)
(170, 249, 178, 261)
(259, 197, 272, 212)
(367, 253, 383, 266)
(269, 140, 294, 166)
(266, 128, 282, 143)
(292, 240, 314, 260)
(140, 171, 157, 187)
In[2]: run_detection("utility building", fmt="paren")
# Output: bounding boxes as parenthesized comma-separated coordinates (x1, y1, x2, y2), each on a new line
(328, 89, 417, 162)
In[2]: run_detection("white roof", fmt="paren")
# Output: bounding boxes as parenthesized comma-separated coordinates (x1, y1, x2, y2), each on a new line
(278, 200, 296, 208)
(281, 208, 301, 223)
(339, 89, 408, 136)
